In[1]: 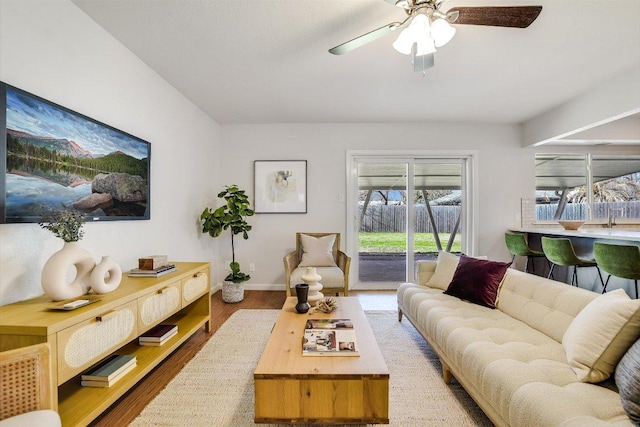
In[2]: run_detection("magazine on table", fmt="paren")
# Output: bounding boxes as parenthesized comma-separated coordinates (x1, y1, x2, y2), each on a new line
(302, 318, 359, 356)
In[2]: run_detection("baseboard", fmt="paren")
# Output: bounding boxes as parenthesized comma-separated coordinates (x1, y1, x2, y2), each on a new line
(244, 283, 286, 291)
(209, 282, 398, 293)
(352, 282, 399, 291)
(211, 283, 286, 293)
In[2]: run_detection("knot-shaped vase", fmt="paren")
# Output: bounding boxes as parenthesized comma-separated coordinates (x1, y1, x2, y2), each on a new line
(41, 241, 95, 301)
(90, 255, 122, 294)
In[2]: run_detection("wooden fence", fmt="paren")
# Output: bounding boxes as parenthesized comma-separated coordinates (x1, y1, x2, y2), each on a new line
(359, 205, 460, 233)
(359, 201, 640, 233)
(536, 201, 640, 221)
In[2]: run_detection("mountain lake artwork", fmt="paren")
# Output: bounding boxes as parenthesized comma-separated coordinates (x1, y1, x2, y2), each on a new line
(2, 84, 150, 222)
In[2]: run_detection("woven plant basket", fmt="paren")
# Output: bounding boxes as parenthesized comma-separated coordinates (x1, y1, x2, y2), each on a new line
(222, 281, 244, 303)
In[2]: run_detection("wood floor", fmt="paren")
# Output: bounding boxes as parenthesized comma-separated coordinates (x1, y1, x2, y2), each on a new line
(90, 290, 396, 426)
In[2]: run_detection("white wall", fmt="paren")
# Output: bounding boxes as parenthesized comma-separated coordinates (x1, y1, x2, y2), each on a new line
(0, 0, 221, 305)
(220, 124, 640, 290)
(219, 123, 523, 288)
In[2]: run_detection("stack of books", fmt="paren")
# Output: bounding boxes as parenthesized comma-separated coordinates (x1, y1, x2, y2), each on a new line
(128, 255, 177, 277)
(139, 324, 178, 346)
(81, 354, 136, 387)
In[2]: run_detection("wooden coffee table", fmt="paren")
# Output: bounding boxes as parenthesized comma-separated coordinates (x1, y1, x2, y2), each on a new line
(254, 297, 389, 425)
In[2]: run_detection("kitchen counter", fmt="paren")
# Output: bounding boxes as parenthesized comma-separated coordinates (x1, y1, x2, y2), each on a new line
(510, 227, 640, 243)
(507, 226, 639, 296)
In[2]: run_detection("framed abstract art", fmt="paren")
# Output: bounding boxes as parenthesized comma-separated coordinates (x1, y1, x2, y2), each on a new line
(254, 160, 307, 213)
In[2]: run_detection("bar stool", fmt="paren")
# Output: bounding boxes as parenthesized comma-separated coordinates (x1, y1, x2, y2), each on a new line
(504, 232, 548, 275)
(593, 242, 640, 299)
(541, 237, 604, 289)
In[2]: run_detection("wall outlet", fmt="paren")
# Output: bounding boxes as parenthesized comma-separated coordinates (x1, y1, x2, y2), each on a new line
(249, 263, 255, 272)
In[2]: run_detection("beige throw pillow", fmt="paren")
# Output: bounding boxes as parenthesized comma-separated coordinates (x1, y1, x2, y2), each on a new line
(426, 251, 460, 290)
(299, 234, 337, 267)
(562, 289, 640, 383)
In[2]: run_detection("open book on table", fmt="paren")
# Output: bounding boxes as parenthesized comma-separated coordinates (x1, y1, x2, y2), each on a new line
(302, 318, 359, 356)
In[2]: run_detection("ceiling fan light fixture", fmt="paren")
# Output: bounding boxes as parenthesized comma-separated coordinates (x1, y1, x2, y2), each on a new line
(393, 13, 431, 55)
(392, 26, 415, 55)
(415, 36, 436, 56)
(430, 18, 456, 47)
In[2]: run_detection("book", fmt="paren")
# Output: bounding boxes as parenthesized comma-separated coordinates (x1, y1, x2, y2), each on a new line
(138, 255, 168, 270)
(128, 264, 177, 277)
(139, 324, 178, 343)
(81, 362, 136, 387)
(302, 318, 359, 357)
(138, 330, 177, 346)
(81, 354, 136, 382)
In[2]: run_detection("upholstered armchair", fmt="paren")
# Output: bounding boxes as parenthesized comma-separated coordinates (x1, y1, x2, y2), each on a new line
(283, 232, 351, 297)
(0, 343, 61, 426)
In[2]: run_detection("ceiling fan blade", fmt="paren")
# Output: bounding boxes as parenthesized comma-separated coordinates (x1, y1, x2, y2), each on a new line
(447, 6, 542, 28)
(329, 22, 401, 55)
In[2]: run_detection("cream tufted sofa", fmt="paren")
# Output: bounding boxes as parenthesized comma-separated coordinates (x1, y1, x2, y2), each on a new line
(397, 259, 635, 426)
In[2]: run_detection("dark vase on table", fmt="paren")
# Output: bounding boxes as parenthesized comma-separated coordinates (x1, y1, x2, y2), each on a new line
(295, 284, 310, 314)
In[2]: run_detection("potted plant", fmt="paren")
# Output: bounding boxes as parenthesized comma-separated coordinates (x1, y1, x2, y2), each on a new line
(39, 208, 86, 242)
(201, 185, 254, 303)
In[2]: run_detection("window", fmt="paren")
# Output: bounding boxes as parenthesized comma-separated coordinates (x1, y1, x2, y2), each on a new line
(535, 154, 640, 221)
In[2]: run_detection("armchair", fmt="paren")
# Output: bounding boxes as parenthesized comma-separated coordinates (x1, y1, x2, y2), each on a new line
(0, 343, 61, 426)
(284, 232, 351, 297)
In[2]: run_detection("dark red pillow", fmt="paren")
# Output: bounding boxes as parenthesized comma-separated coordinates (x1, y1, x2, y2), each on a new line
(444, 255, 511, 309)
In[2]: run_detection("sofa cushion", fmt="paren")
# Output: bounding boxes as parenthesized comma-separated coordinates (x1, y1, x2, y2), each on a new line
(298, 234, 337, 267)
(497, 268, 597, 343)
(444, 255, 511, 309)
(616, 338, 640, 424)
(563, 289, 640, 383)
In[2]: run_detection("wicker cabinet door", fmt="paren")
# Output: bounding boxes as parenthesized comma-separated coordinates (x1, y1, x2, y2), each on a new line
(182, 270, 208, 306)
(137, 281, 182, 333)
(56, 300, 138, 384)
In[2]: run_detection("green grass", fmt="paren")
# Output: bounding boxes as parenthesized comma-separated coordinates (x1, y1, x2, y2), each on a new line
(359, 232, 461, 253)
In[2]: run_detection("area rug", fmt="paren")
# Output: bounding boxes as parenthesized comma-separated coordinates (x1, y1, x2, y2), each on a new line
(130, 309, 492, 426)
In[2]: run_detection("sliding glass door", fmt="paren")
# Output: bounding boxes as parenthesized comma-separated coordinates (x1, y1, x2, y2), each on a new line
(357, 162, 408, 284)
(348, 153, 472, 289)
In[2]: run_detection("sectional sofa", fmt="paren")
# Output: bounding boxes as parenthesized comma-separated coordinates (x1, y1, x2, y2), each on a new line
(397, 252, 640, 426)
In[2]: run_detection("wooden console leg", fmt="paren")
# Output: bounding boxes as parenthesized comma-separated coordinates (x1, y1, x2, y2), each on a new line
(441, 360, 452, 384)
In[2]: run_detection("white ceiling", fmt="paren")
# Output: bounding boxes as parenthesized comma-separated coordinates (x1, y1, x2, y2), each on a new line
(71, 0, 640, 127)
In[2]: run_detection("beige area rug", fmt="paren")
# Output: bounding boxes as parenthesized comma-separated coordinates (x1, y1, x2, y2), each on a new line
(130, 309, 492, 426)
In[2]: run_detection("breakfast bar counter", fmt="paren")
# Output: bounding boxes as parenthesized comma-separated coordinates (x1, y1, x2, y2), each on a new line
(509, 226, 640, 243)
(507, 226, 640, 296)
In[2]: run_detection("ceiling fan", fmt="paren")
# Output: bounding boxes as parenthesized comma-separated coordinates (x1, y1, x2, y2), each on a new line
(329, 0, 542, 72)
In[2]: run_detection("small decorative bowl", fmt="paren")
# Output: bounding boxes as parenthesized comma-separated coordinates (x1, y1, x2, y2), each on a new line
(558, 220, 585, 230)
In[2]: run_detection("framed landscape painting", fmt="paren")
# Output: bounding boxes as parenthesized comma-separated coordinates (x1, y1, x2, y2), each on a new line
(0, 82, 151, 223)
(254, 160, 307, 213)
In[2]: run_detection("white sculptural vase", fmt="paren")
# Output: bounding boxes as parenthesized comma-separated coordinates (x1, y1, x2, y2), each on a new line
(41, 241, 95, 301)
(301, 266, 324, 307)
(90, 255, 122, 294)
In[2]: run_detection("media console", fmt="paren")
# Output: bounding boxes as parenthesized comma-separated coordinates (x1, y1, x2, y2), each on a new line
(0, 261, 211, 426)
